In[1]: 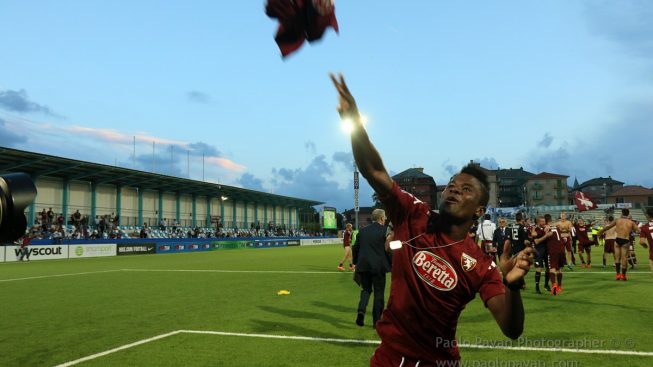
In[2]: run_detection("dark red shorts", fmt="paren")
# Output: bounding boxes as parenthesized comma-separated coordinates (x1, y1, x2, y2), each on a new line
(548, 250, 566, 270)
(579, 242, 592, 253)
(371, 343, 459, 367)
(604, 239, 615, 254)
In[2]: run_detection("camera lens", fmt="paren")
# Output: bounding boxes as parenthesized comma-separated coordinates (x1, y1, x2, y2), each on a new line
(0, 173, 37, 243)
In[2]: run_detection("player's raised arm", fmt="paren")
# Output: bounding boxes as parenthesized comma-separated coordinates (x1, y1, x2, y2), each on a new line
(330, 73, 392, 197)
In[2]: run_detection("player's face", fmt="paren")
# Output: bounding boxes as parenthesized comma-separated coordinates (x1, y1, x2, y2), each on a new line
(439, 173, 485, 222)
(538, 218, 545, 226)
(560, 212, 567, 220)
(579, 219, 585, 226)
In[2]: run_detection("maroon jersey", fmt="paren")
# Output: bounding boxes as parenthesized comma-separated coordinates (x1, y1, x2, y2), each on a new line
(343, 229, 352, 247)
(640, 220, 653, 260)
(532, 226, 547, 249)
(547, 227, 564, 252)
(574, 224, 592, 246)
(377, 182, 504, 362)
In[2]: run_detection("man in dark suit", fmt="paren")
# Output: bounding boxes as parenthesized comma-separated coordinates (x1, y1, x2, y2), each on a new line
(354, 208, 391, 327)
(493, 217, 509, 262)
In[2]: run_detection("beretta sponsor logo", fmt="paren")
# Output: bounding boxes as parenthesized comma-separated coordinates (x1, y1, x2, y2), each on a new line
(412, 251, 458, 291)
(202, 244, 210, 249)
(175, 244, 185, 250)
(159, 245, 171, 251)
(189, 244, 199, 250)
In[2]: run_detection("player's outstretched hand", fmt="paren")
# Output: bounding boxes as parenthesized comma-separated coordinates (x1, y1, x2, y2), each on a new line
(329, 73, 360, 120)
(500, 241, 535, 285)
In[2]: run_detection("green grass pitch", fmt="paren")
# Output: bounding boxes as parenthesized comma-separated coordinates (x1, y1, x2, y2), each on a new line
(1, 245, 652, 366)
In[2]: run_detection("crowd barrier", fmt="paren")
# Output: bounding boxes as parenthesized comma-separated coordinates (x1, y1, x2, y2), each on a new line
(0, 236, 342, 263)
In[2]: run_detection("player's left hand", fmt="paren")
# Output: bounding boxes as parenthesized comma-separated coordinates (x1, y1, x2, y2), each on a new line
(500, 242, 535, 285)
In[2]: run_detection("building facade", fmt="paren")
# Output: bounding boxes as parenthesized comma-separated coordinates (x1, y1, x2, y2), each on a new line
(392, 168, 438, 208)
(496, 168, 534, 207)
(577, 177, 625, 205)
(607, 186, 653, 209)
(526, 172, 570, 207)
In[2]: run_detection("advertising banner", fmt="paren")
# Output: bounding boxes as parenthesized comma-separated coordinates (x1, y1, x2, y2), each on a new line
(156, 243, 212, 254)
(117, 243, 156, 256)
(5, 245, 69, 262)
(0, 246, 5, 262)
(212, 241, 249, 250)
(247, 240, 287, 248)
(300, 238, 343, 246)
(286, 239, 300, 247)
(69, 244, 117, 259)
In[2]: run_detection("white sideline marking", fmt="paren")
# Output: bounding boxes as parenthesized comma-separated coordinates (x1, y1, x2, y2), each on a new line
(0, 270, 121, 283)
(179, 329, 380, 344)
(53, 330, 653, 366)
(54, 330, 182, 367)
(121, 268, 346, 275)
(2, 268, 649, 283)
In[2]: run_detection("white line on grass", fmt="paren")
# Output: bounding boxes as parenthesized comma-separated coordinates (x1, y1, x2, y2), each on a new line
(54, 330, 183, 367)
(53, 329, 653, 366)
(0, 270, 122, 283)
(121, 268, 346, 275)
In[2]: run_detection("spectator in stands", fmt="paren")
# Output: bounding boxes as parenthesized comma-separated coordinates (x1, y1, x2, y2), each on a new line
(40, 209, 47, 225)
(160, 218, 167, 230)
(140, 223, 149, 238)
(57, 213, 64, 226)
(47, 207, 54, 225)
(72, 210, 82, 226)
(95, 215, 100, 228)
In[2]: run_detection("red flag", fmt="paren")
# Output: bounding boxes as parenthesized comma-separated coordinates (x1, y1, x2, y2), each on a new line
(266, 0, 339, 57)
(574, 191, 598, 212)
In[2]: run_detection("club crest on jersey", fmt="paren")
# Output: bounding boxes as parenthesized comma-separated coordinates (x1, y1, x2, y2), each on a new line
(412, 251, 458, 291)
(461, 252, 477, 272)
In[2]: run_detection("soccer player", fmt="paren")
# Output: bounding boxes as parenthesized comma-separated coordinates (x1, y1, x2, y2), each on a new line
(598, 209, 640, 281)
(603, 216, 617, 268)
(544, 214, 566, 295)
(331, 74, 535, 365)
(507, 213, 530, 256)
(532, 216, 551, 294)
(574, 218, 594, 268)
(338, 223, 355, 271)
(556, 212, 575, 270)
(639, 207, 653, 272)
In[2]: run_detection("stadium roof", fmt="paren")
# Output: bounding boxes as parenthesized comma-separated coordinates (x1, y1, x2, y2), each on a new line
(0, 147, 322, 208)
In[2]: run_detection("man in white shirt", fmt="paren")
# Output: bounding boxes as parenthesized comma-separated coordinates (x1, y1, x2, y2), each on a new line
(477, 214, 497, 255)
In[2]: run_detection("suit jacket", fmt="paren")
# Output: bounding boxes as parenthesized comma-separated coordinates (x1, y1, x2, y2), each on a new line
(493, 226, 509, 257)
(354, 222, 391, 274)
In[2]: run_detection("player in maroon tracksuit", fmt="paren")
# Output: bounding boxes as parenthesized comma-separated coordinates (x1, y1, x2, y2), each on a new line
(331, 74, 535, 366)
(574, 219, 594, 268)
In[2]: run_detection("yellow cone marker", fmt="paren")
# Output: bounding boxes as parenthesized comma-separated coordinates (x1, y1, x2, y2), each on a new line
(277, 290, 291, 296)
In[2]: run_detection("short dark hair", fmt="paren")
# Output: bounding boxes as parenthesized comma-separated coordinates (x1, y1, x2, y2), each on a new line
(646, 207, 653, 219)
(515, 212, 523, 222)
(622, 208, 630, 216)
(460, 163, 490, 207)
(544, 214, 552, 223)
(484, 214, 491, 220)
(608, 215, 614, 221)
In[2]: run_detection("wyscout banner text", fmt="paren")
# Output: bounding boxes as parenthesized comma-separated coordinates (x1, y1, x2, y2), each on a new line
(4, 245, 69, 262)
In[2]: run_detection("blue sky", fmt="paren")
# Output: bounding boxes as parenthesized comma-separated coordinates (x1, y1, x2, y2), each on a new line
(1, 0, 652, 210)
